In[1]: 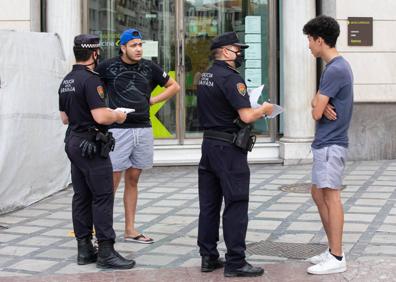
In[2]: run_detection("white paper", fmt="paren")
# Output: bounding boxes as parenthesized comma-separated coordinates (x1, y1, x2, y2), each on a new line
(245, 43, 261, 60)
(115, 107, 135, 114)
(248, 85, 264, 108)
(245, 16, 261, 34)
(245, 34, 261, 43)
(248, 85, 284, 118)
(245, 68, 262, 87)
(245, 60, 261, 68)
(142, 40, 158, 58)
(266, 104, 284, 119)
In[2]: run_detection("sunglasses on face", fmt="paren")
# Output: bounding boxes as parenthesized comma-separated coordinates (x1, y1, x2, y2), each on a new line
(224, 48, 241, 55)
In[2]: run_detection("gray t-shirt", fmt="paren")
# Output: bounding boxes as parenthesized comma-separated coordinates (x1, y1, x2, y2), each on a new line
(312, 56, 354, 149)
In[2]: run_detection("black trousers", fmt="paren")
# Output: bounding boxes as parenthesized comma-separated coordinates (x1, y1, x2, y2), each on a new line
(198, 139, 250, 271)
(65, 135, 116, 242)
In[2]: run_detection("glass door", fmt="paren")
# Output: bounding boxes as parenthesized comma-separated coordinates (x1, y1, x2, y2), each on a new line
(183, 0, 271, 139)
(86, 0, 276, 144)
(88, 0, 178, 139)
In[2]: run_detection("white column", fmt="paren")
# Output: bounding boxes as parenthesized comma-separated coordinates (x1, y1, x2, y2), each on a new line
(279, 0, 316, 165)
(46, 0, 82, 67)
(30, 0, 41, 31)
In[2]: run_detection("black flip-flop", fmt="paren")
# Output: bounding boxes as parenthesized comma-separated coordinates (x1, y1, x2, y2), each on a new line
(125, 233, 154, 244)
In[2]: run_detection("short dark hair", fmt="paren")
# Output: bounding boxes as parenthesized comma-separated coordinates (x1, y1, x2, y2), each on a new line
(209, 48, 222, 60)
(303, 15, 340, 48)
(73, 47, 97, 62)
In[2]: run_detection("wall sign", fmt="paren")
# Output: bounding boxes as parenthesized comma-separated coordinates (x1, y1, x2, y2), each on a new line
(244, 16, 261, 88)
(348, 17, 373, 46)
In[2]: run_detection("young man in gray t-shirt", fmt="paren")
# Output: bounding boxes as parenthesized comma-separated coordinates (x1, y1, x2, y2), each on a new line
(303, 15, 354, 275)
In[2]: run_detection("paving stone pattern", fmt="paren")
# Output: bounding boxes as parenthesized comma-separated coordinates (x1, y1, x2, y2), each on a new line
(0, 161, 396, 277)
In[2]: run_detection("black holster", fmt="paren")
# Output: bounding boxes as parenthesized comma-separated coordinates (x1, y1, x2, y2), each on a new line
(95, 131, 115, 158)
(233, 126, 256, 152)
(203, 119, 257, 153)
(233, 118, 256, 152)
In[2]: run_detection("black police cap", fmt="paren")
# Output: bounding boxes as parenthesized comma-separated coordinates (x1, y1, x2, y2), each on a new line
(74, 34, 100, 49)
(210, 32, 249, 50)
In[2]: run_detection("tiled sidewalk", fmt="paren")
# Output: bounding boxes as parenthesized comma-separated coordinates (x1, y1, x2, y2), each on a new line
(0, 161, 396, 279)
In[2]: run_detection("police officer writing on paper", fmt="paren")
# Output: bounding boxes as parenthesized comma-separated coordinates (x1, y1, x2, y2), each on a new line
(197, 32, 274, 278)
(58, 34, 135, 269)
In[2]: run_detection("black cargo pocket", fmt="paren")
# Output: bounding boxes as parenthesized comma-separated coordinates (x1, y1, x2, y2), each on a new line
(87, 165, 113, 196)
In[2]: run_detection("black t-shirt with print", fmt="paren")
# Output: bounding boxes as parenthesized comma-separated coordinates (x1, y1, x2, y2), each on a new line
(58, 64, 108, 133)
(96, 57, 170, 128)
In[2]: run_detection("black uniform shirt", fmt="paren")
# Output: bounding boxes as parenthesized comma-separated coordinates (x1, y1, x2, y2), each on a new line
(197, 60, 251, 132)
(58, 64, 107, 132)
(95, 57, 170, 128)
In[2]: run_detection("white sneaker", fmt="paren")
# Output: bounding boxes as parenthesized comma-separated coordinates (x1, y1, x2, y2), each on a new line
(307, 253, 347, 275)
(306, 249, 330, 264)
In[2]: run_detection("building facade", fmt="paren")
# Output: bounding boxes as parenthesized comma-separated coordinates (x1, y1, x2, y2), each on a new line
(1, 0, 394, 164)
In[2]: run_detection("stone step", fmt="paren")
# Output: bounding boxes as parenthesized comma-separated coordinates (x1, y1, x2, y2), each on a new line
(153, 143, 282, 166)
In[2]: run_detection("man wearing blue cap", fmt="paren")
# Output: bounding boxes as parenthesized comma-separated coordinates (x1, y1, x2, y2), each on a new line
(96, 29, 180, 244)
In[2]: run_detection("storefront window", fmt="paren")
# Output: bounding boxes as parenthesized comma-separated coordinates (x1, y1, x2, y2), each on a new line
(88, 0, 177, 139)
(184, 0, 270, 137)
(88, 0, 272, 142)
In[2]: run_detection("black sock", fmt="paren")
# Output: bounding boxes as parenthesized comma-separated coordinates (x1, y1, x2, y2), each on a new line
(330, 252, 343, 261)
(329, 248, 331, 253)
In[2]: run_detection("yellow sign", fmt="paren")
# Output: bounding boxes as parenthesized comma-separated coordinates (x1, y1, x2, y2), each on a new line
(150, 71, 176, 138)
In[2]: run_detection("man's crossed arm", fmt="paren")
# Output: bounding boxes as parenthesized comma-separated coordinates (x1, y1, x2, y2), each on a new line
(311, 91, 337, 121)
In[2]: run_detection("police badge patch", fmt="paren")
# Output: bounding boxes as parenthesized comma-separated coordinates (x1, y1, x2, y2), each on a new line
(237, 83, 247, 96)
(97, 86, 105, 99)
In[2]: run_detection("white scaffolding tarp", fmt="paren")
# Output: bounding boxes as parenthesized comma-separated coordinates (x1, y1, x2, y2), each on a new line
(0, 31, 70, 214)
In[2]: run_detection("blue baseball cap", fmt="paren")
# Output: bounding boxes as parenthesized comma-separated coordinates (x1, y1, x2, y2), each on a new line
(120, 28, 142, 45)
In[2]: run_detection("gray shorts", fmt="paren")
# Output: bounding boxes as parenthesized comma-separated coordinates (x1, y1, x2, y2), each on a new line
(312, 144, 348, 189)
(109, 127, 154, 171)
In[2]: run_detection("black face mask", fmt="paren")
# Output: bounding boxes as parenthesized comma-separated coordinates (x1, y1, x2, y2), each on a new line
(226, 48, 244, 68)
(85, 51, 101, 68)
(234, 52, 244, 68)
(93, 52, 101, 67)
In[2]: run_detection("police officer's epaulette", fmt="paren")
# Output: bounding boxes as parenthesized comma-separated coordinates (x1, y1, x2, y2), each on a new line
(226, 65, 240, 74)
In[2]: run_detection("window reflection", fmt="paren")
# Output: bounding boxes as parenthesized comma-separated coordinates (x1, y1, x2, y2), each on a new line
(184, 0, 269, 137)
(89, 0, 177, 138)
(88, 0, 270, 140)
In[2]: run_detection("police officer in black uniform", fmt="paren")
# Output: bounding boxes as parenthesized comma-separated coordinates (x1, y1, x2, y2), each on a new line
(197, 32, 274, 277)
(58, 34, 135, 269)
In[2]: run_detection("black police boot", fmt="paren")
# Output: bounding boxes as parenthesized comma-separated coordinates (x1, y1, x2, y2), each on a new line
(77, 237, 97, 265)
(96, 240, 136, 269)
(224, 263, 264, 277)
(201, 256, 225, 272)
